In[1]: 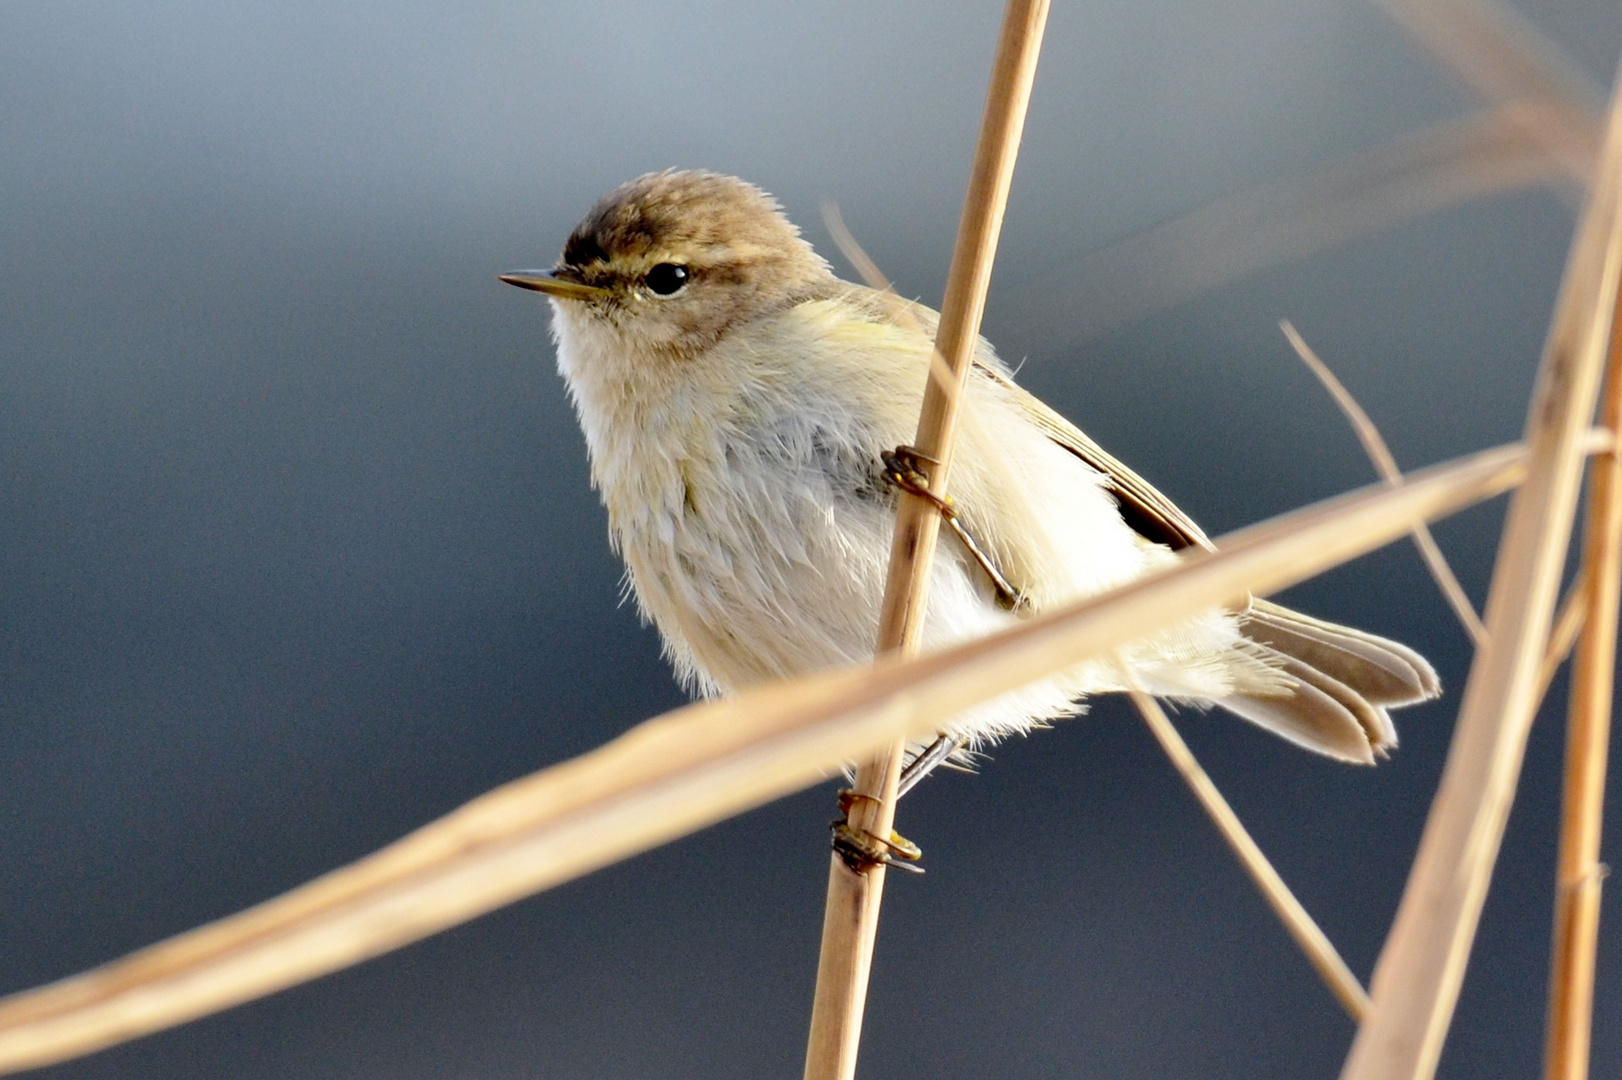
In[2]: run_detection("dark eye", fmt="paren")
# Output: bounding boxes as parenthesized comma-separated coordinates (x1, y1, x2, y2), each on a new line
(645, 263, 689, 296)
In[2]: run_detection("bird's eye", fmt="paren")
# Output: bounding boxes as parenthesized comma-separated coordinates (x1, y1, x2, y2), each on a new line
(645, 263, 689, 296)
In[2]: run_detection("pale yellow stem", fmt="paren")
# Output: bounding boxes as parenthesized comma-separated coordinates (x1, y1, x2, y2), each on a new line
(1340, 63, 1622, 1080)
(1125, 685, 1371, 1021)
(1281, 319, 1488, 646)
(1543, 253, 1622, 1080)
(0, 441, 1537, 1077)
(802, 4, 1051, 1080)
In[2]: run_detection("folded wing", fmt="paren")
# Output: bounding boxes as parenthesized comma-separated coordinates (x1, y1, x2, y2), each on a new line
(981, 363, 1441, 764)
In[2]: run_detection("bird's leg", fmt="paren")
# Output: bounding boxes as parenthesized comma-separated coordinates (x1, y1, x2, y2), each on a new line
(895, 733, 971, 798)
(834, 448, 1025, 869)
(880, 446, 1027, 611)
(830, 790, 924, 873)
(875, 445, 1023, 803)
(829, 737, 971, 868)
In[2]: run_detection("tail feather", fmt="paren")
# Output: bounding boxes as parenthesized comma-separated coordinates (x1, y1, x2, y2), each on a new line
(1219, 680, 1378, 765)
(1242, 599, 1440, 704)
(1218, 599, 1439, 764)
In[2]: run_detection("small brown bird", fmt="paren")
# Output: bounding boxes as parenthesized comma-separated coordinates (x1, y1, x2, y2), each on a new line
(503, 170, 1439, 770)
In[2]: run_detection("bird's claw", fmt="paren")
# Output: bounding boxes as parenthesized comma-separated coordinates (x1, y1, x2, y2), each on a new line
(830, 789, 924, 874)
(880, 446, 955, 518)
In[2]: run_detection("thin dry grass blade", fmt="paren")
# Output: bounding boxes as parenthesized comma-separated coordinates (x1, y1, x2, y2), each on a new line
(1372, 0, 1604, 135)
(0, 443, 1533, 1076)
(1008, 102, 1588, 344)
(1340, 66, 1622, 1080)
(822, 203, 891, 296)
(1007, 0, 1604, 348)
(823, 204, 958, 400)
(872, 0, 1050, 655)
(1538, 566, 1591, 696)
(1543, 272, 1622, 1080)
(1125, 686, 1372, 1021)
(1280, 320, 1488, 645)
(804, 4, 1051, 1079)
(1372, 0, 1601, 186)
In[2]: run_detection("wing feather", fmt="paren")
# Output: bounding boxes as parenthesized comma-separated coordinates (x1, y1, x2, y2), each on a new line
(975, 363, 1213, 552)
(843, 289, 1437, 765)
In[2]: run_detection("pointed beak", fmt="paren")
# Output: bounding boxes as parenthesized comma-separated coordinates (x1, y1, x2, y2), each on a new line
(498, 270, 611, 301)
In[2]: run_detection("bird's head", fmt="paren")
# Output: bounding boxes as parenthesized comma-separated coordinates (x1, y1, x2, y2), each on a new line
(502, 170, 834, 361)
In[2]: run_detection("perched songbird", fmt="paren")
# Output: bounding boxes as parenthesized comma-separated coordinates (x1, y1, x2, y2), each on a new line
(503, 170, 1438, 769)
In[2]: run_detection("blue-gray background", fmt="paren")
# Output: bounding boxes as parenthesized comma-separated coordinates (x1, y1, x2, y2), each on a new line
(3, 2, 1620, 1077)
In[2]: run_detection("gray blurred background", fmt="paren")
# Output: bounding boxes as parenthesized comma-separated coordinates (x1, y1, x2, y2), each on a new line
(3, 2, 1621, 1077)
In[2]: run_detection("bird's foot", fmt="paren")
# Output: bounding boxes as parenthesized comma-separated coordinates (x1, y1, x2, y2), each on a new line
(880, 445, 1027, 612)
(880, 445, 953, 515)
(830, 789, 923, 874)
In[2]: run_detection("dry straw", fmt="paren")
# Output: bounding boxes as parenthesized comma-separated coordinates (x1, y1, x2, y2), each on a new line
(1373, 0, 1606, 135)
(1124, 685, 1373, 1020)
(1340, 59, 1622, 1080)
(803, 3, 1050, 1078)
(1539, 566, 1591, 696)
(1010, 0, 1604, 346)
(3, 7, 1619, 1080)
(0, 439, 1539, 1075)
(1280, 319, 1488, 645)
(1543, 272, 1622, 1080)
(1012, 102, 1595, 344)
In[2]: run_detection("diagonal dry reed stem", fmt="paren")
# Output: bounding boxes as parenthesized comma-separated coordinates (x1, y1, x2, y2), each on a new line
(822, 204, 962, 407)
(1538, 565, 1591, 696)
(803, 5, 1050, 1078)
(821, 206, 917, 336)
(1008, 102, 1591, 345)
(1371, 0, 1605, 122)
(1371, 0, 1602, 190)
(1280, 320, 1488, 645)
(0, 442, 1538, 1077)
(1543, 263, 1622, 1080)
(1124, 684, 1372, 1021)
(1008, 0, 1605, 350)
(1340, 62, 1622, 1080)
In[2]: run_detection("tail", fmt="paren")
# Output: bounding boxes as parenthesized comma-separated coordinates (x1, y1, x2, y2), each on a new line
(1219, 599, 1441, 765)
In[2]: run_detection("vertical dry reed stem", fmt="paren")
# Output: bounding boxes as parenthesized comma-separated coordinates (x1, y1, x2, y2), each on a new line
(1125, 686, 1371, 1021)
(802, 4, 1049, 1078)
(1280, 320, 1488, 644)
(1543, 274, 1622, 1080)
(1340, 67, 1622, 1080)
